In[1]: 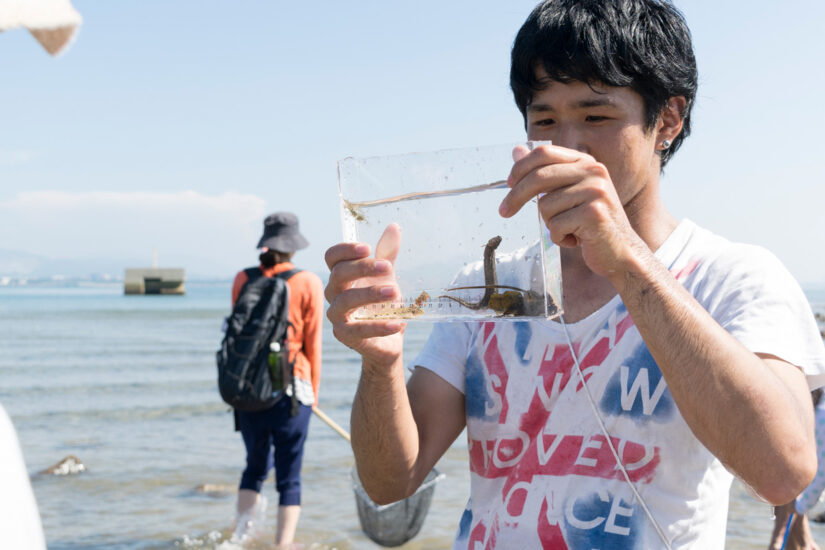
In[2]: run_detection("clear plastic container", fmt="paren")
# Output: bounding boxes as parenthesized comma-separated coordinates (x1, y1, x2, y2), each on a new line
(337, 142, 563, 321)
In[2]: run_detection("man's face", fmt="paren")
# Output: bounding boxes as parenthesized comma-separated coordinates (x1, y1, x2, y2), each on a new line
(524, 73, 661, 206)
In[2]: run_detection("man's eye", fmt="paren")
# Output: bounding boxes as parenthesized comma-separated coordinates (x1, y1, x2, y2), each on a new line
(533, 118, 555, 126)
(586, 115, 608, 122)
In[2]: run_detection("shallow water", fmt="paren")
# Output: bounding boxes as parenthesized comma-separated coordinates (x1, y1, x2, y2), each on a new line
(2, 283, 825, 549)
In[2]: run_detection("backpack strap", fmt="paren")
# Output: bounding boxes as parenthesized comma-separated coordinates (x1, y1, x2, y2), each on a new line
(236, 267, 263, 301)
(274, 268, 302, 416)
(236, 267, 301, 301)
(273, 268, 302, 282)
(244, 266, 262, 280)
(270, 268, 302, 346)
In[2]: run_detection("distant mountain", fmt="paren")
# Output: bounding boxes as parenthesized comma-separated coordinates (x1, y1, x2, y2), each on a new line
(0, 249, 134, 280)
(0, 249, 236, 281)
(0, 249, 43, 276)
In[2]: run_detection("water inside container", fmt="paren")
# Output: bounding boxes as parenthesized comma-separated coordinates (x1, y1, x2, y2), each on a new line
(337, 142, 563, 321)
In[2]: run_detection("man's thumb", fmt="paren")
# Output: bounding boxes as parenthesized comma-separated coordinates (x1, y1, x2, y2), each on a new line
(375, 223, 402, 264)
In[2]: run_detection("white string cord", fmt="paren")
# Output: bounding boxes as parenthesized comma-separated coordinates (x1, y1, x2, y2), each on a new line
(559, 315, 672, 549)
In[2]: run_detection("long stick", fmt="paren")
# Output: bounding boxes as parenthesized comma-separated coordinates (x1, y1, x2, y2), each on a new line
(345, 179, 507, 208)
(780, 511, 795, 550)
(312, 406, 351, 442)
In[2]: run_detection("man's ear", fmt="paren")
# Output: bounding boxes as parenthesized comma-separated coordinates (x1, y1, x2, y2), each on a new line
(657, 96, 687, 150)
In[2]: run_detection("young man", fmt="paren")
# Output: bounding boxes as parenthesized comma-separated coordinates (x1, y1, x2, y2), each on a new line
(231, 212, 323, 547)
(325, 1, 825, 548)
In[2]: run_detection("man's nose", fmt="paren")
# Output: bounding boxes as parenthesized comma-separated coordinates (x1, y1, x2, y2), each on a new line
(553, 125, 589, 154)
(553, 132, 590, 154)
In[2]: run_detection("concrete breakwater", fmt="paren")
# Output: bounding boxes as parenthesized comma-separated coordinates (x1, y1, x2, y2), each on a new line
(124, 267, 185, 295)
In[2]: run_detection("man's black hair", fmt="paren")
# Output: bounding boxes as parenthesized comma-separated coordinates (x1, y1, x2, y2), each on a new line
(510, 0, 698, 166)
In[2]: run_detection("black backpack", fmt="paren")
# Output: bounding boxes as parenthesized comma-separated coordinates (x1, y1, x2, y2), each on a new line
(216, 267, 301, 412)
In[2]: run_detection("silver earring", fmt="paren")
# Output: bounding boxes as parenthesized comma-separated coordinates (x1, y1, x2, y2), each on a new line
(661, 139, 672, 150)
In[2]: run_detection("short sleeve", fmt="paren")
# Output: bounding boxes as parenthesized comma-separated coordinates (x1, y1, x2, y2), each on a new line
(693, 244, 825, 389)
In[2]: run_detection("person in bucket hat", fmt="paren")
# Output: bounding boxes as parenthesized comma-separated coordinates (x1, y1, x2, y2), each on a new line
(230, 212, 323, 547)
(256, 212, 310, 254)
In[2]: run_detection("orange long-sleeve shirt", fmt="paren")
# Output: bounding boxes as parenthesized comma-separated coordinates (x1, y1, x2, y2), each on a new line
(231, 262, 323, 406)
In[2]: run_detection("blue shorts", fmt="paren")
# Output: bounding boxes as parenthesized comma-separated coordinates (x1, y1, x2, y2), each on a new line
(237, 397, 312, 506)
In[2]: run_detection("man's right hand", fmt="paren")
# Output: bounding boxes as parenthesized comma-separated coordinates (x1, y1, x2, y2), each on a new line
(324, 223, 405, 369)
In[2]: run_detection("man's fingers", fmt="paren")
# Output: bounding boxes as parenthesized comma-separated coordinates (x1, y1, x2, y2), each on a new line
(535, 174, 613, 223)
(332, 319, 406, 343)
(324, 225, 406, 364)
(500, 162, 582, 217)
(375, 223, 402, 264)
(542, 206, 586, 248)
(326, 284, 398, 321)
(506, 144, 583, 189)
(502, 146, 607, 218)
(501, 145, 583, 217)
(512, 144, 531, 162)
(324, 257, 393, 302)
(325, 242, 370, 270)
(326, 284, 405, 344)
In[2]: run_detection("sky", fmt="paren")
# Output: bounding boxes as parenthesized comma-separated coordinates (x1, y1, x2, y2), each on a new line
(1, 0, 824, 284)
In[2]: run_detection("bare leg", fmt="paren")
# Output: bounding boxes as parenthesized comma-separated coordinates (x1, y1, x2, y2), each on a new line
(236, 488, 260, 517)
(276, 504, 301, 547)
(770, 502, 795, 550)
(787, 513, 821, 550)
(769, 502, 822, 550)
(233, 488, 267, 541)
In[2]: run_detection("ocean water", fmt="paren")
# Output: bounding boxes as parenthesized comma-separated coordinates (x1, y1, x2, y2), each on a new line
(2, 283, 825, 549)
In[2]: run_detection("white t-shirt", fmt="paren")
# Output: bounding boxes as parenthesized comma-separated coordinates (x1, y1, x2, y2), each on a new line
(413, 219, 825, 550)
(0, 405, 47, 550)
